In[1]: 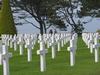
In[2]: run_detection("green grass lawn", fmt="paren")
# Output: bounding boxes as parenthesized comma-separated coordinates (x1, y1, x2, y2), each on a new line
(0, 37, 100, 75)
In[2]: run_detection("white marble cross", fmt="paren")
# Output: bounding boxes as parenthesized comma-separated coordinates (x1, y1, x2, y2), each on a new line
(47, 34, 52, 48)
(37, 35, 48, 72)
(46, 34, 50, 48)
(18, 35, 24, 55)
(88, 33, 94, 53)
(57, 34, 61, 52)
(25, 38, 33, 62)
(51, 34, 56, 59)
(68, 39, 75, 66)
(9, 35, 13, 48)
(67, 33, 77, 66)
(61, 34, 64, 47)
(1, 35, 8, 46)
(93, 33, 100, 63)
(13, 35, 18, 51)
(0, 44, 12, 75)
(0, 40, 2, 65)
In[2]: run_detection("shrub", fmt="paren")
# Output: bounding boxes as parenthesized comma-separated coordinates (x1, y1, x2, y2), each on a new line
(0, 0, 17, 35)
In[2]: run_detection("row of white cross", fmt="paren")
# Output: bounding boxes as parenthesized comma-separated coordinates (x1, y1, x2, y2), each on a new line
(82, 33, 100, 63)
(37, 33, 71, 72)
(0, 33, 72, 75)
(0, 34, 38, 75)
(2, 32, 100, 74)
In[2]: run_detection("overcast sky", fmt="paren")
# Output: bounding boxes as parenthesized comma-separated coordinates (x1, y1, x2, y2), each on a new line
(84, 18, 100, 32)
(16, 17, 100, 33)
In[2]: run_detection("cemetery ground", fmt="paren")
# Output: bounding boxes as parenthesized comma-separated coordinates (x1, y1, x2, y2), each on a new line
(0, 37, 100, 75)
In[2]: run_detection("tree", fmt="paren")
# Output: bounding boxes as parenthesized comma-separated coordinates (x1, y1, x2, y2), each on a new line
(80, 0, 100, 17)
(55, 0, 84, 35)
(12, 0, 66, 35)
(96, 29, 100, 34)
(0, 0, 17, 35)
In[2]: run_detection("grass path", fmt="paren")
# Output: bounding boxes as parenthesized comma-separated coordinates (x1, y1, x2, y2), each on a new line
(0, 37, 100, 75)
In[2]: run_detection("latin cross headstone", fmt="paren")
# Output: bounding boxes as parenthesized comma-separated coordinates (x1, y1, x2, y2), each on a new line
(93, 33, 100, 63)
(51, 34, 56, 59)
(90, 33, 94, 53)
(9, 35, 13, 48)
(67, 33, 77, 66)
(13, 35, 18, 51)
(0, 44, 12, 75)
(61, 34, 64, 47)
(25, 38, 33, 62)
(18, 35, 24, 55)
(57, 34, 61, 51)
(37, 35, 48, 72)
(0, 40, 2, 65)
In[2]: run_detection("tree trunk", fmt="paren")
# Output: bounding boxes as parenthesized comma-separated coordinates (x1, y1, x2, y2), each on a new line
(40, 21, 44, 35)
(43, 24, 47, 34)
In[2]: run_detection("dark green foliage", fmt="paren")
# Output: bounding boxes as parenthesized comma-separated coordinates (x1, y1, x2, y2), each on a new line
(0, 0, 17, 35)
(81, 0, 100, 10)
(0, 2, 2, 10)
(80, 0, 100, 17)
(55, 0, 84, 35)
(96, 29, 100, 34)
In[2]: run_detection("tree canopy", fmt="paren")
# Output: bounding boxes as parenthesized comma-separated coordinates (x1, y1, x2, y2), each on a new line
(11, 0, 100, 35)
(80, 0, 100, 17)
(0, 0, 17, 35)
(12, 0, 67, 35)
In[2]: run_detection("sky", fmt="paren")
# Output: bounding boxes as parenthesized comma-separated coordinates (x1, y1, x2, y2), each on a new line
(16, 17, 100, 33)
(84, 18, 100, 32)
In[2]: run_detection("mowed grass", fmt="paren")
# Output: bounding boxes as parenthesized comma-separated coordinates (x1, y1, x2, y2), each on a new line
(0, 37, 100, 75)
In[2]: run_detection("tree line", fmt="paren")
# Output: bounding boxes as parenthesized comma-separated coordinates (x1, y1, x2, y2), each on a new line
(1, 0, 100, 35)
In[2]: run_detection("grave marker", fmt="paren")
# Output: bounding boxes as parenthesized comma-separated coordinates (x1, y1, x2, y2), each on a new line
(0, 44, 12, 75)
(67, 33, 77, 66)
(37, 35, 48, 72)
(51, 34, 56, 59)
(25, 38, 33, 62)
(93, 33, 100, 63)
(18, 35, 24, 55)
